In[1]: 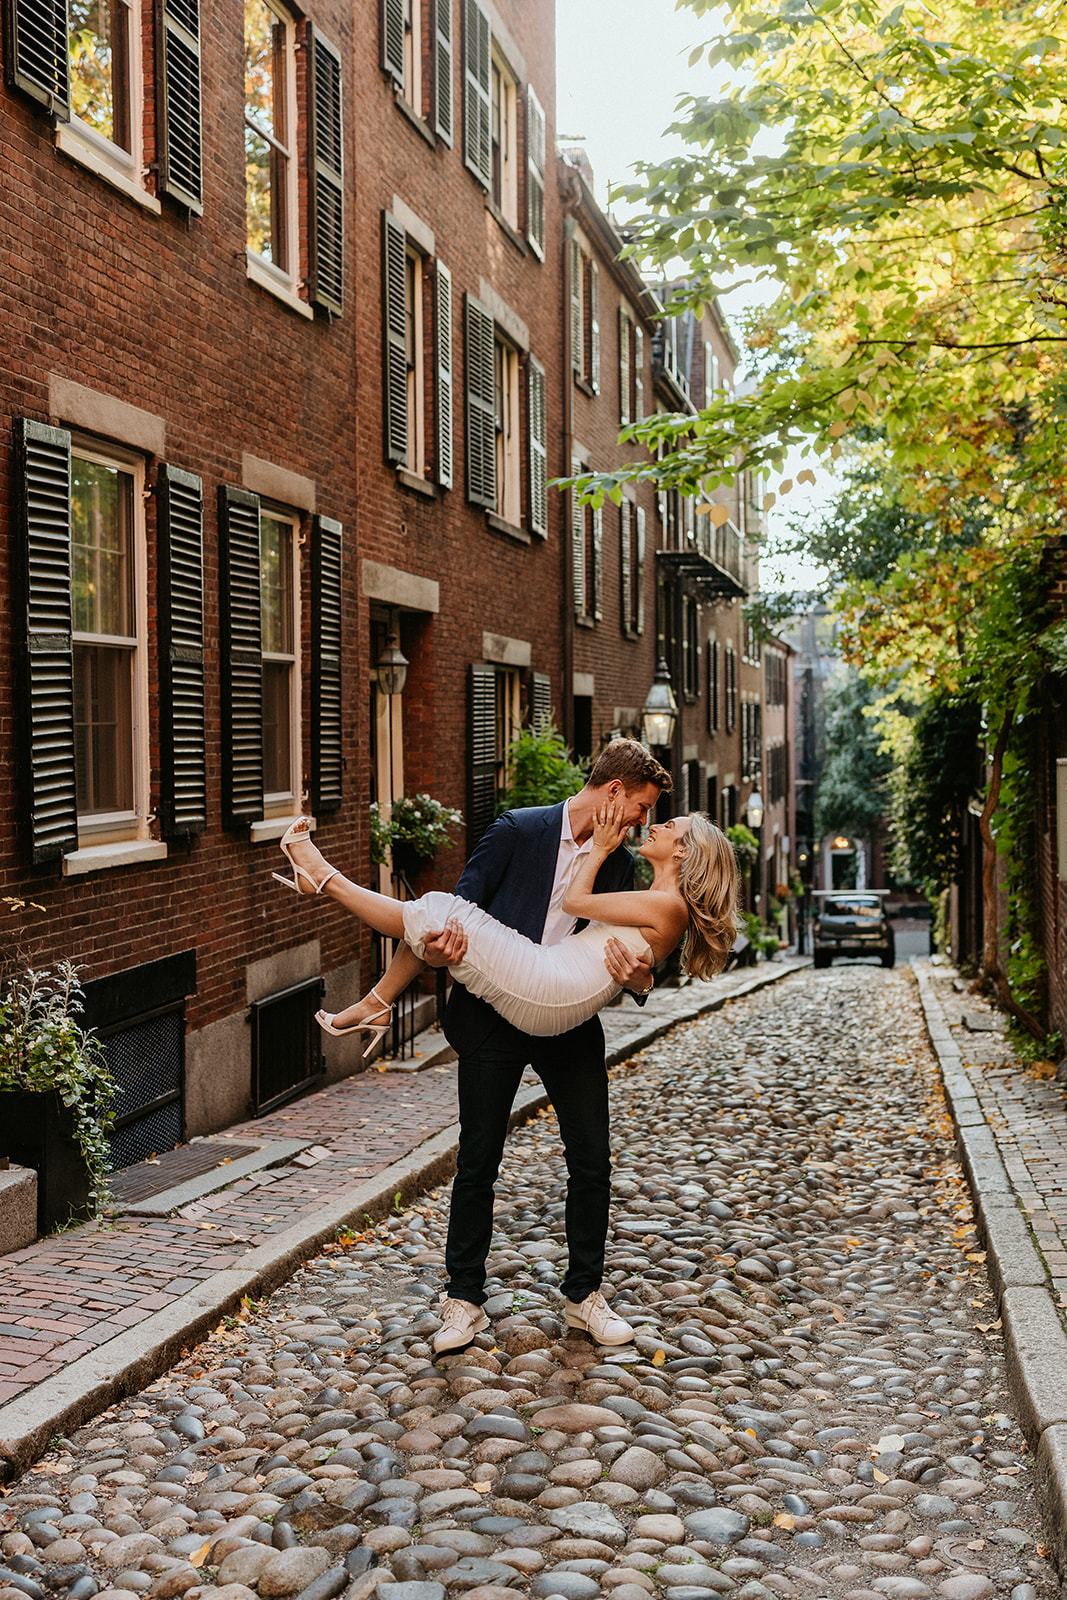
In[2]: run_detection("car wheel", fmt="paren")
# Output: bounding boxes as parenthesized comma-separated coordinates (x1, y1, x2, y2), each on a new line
(813, 951, 831, 970)
(881, 949, 896, 968)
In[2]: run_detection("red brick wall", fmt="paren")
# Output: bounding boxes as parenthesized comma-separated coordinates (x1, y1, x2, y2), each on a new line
(0, 0, 561, 1088)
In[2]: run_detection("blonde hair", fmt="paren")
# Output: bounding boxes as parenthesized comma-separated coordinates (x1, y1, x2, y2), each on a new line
(676, 813, 741, 980)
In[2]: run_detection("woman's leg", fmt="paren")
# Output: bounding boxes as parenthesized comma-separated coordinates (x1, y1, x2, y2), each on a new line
(285, 824, 405, 939)
(326, 940, 427, 1030)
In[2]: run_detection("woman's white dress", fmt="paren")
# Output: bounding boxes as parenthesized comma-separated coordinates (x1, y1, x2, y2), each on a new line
(402, 892, 651, 1037)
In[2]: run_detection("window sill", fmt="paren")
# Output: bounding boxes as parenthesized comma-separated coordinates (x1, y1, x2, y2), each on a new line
(63, 839, 168, 876)
(485, 200, 527, 256)
(55, 124, 162, 214)
(393, 91, 436, 148)
(397, 467, 438, 499)
(246, 253, 314, 321)
(574, 375, 597, 399)
(486, 511, 529, 544)
(575, 614, 597, 630)
(250, 814, 316, 844)
(486, 203, 527, 259)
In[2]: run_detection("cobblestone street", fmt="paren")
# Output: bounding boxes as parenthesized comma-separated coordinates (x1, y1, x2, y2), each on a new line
(0, 967, 1054, 1600)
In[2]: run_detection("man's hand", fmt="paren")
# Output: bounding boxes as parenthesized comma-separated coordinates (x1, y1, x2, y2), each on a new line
(603, 936, 653, 995)
(421, 917, 469, 969)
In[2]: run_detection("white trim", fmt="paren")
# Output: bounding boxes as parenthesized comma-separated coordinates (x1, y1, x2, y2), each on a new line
(55, 123, 162, 214)
(63, 840, 168, 876)
(250, 813, 316, 844)
(246, 252, 315, 319)
(391, 194, 435, 256)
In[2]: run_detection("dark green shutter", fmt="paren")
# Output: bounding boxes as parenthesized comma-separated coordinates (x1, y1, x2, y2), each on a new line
(435, 259, 454, 488)
(157, 0, 202, 210)
(4, 0, 69, 116)
(383, 211, 409, 464)
(311, 515, 343, 814)
(307, 25, 344, 315)
(531, 672, 551, 732)
(158, 464, 207, 837)
(468, 662, 496, 847)
(381, 0, 404, 83)
(13, 419, 77, 864)
(219, 486, 263, 829)
(434, 0, 453, 143)
(463, 0, 490, 188)
(465, 294, 495, 508)
(592, 505, 603, 622)
(619, 500, 631, 634)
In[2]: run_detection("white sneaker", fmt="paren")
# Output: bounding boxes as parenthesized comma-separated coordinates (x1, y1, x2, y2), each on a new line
(432, 1297, 490, 1353)
(564, 1290, 635, 1346)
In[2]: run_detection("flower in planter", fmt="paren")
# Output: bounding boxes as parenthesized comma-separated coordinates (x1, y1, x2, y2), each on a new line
(388, 793, 463, 861)
(0, 962, 118, 1212)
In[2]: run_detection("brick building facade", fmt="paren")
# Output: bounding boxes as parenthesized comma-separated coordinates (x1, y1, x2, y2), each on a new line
(1, 0, 793, 1173)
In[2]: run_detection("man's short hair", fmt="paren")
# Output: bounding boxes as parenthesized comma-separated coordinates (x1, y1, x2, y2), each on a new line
(587, 738, 673, 794)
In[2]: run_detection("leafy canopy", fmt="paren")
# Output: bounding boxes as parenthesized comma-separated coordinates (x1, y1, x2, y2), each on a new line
(574, 0, 1067, 511)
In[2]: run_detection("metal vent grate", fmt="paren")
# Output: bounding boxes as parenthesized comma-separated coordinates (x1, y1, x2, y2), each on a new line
(249, 977, 324, 1115)
(102, 1008, 184, 1171)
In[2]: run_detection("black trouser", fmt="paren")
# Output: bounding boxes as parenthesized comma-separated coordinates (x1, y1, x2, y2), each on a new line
(444, 1013, 610, 1307)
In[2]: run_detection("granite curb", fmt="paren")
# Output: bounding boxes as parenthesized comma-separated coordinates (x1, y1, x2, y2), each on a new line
(0, 957, 805, 1483)
(911, 958, 1067, 1570)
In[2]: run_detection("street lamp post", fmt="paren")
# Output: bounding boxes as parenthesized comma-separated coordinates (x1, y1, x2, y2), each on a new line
(746, 787, 764, 920)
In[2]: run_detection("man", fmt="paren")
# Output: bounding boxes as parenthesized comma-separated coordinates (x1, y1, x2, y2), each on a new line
(424, 738, 672, 1354)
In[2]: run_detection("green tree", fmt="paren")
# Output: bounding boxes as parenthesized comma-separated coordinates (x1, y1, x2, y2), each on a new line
(814, 670, 892, 842)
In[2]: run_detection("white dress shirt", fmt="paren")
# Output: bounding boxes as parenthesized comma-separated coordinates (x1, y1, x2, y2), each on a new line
(541, 799, 592, 946)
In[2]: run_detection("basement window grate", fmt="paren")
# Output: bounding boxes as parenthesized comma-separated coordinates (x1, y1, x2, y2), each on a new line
(249, 976, 324, 1115)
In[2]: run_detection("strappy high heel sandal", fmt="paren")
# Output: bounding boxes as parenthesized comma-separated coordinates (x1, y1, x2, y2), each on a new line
(316, 986, 393, 1059)
(273, 818, 339, 896)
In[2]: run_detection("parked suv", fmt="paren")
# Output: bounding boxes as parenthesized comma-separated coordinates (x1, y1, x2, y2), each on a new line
(812, 892, 895, 969)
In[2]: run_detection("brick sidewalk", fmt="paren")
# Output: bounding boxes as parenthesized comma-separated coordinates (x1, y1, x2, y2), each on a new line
(0, 956, 806, 1415)
(926, 965, 1067, 1300)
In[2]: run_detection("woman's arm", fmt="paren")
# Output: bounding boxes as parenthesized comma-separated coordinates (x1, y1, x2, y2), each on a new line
(562, 805, 684, 950)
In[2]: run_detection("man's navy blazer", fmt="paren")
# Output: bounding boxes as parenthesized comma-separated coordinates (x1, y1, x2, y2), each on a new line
(442, 800, 636, 1056)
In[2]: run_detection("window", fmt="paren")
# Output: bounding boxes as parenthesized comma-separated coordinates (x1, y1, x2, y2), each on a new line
(468, 661, 519, 847)
(404, 248, 426, 476)
(683, 595, 699, 699)
(741, 698, 762, 784)
(707, 772, 718, 821)
(490, 51, 518, 225)
(704, 340, 719, 408)
(494, 333, 520, 524)
(466, 293, 536, 528)
(570, 245, 600, 391)
(619, 501, 645, 638)
(768, 741, 787, 806)
(766, 648, 787, 706)
(71, 448, 144, 832)
(381, 0, 423, 111)
(59, 0, 154, 203)
(618, 310, 645, 425)
(385, 213, 452, 483)
(571, 461, 602, 624)
(245, 0, 298, 286)
(708, 636, 720, 733)
(744, 619, 762, 665)
(260, 510, 298, 807)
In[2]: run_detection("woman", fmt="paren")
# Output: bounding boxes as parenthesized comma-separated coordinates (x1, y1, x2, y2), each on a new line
(275, 806, 739, 1048)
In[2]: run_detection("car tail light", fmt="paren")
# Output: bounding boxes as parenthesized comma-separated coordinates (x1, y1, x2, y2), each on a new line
(813, 919, 821, 936)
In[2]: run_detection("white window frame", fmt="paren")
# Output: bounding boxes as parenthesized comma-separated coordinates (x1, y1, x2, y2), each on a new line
(56, 0, 161, 212)
(494, 332, 521, 526)
(260, 504, 302, 818)
(494, 665, 521, 802)
(245, 0, 302, 307)
(490, 48, 518, 228)
(403, 0, 423, 111)
(70, 440, 150, 848)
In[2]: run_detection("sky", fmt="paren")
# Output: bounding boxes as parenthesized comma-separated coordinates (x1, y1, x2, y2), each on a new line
(555, 0, 832, 594)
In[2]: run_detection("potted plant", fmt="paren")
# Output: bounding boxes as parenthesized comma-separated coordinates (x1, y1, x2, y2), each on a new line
(387, 793, 463, 877)
(0, 957, 118, 1233)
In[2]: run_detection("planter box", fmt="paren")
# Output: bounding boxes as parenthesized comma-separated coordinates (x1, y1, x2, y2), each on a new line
(0, 1090, 92, 1235)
